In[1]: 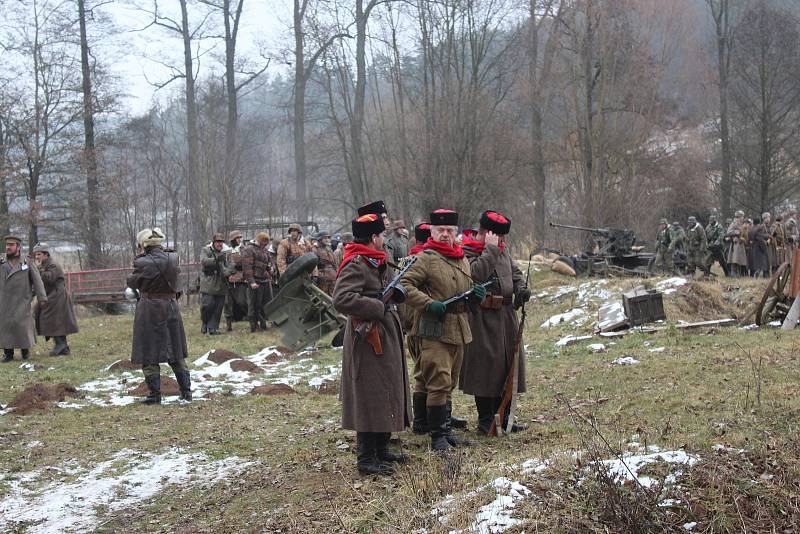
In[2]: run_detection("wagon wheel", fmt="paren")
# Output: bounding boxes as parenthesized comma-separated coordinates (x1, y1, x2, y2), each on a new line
(755, 262, 792, 326)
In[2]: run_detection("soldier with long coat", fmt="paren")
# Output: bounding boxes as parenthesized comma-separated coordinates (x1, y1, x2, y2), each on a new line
(460, 211, 530, 435)
(400, 209, 486, 451)
(726, 211, 749, 276)
(33, 244, 79, 356)
(653, 219, 673, 274)
(223, 231, 248, 331)
(786, 219, 799, 261)
(333, 213, 410, 476)
(748, 218, 770, 277)
(1, 235, 47, 362)
(763, 212, 779, 272)
(127, 228, 191, 404)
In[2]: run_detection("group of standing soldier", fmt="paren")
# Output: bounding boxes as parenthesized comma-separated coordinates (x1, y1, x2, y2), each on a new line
(0, 236, 79, 362)
(332, 200, 531, 476)
(652, 211, 798, 277)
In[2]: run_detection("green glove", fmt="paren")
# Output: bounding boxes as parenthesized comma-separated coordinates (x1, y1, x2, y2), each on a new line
(472, 283, 487, 301)
(426, 300, 447, 316)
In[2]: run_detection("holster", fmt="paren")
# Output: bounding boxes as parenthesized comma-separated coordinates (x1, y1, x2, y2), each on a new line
(353, 318, 384, 355)
(418, 312, 443, 340)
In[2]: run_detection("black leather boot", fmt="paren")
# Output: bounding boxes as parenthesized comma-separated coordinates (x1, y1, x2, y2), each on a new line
(412, 392, 428, 434)
(21, 349, 29, 360)
(201, 323, 208, 334)
(226, 319, 233, 332)
(2, 349, 13, 363)
(259, 319, 268, 330)
(447, 399, 467, 429)
(250, 321, 258, 333)
(175, 370, 192, 401)
(445, 400, 472, 447)
(376, 433, 408, 463)
(356, 432, 394, 476)
(427, 405, 451, 451)
(140, 375, 161, 405)
(475, 396, 495, 435)
(50, 336, 69, 356)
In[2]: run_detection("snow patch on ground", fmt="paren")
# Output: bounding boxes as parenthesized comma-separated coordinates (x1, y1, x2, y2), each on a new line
(0, 448, 253, 533)
(598, 449, 699, 488)
(648, 347, 666, 353)
(655, 277, 688, 294)
(587, 343, 607, 353)
(69, 346, 341, 408)
(554, 334, 593, 347)
(541, 308, 586, 329)
(434, 477, 532, 534)
(612, 357, 640, 365)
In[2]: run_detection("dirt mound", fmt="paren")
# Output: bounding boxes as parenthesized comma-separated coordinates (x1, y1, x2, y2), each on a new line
(317, 380, 339, 395)
(208, 349, 242, 364)
(8, 382, 83, 415)
(128, 376, 181, 396)
(107, 360, 140, 372)
(667, 281, 743, 321)
(229, 359, 263, 374)
(250, 383, 296, 395)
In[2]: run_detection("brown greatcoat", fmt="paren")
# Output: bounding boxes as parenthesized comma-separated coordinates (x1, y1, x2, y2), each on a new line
(400, 251, 473, 345)
(333, 255, 411, 433)
(725, 220, 748, 267)
(126, 246, 188, 365)
(35, 257, 79, 337)
(460, 244, 527, 396)
(0, 256, 47, 349)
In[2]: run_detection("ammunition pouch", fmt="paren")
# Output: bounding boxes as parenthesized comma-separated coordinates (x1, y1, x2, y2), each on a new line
(479, 293, 506, 310)
(418, 312, 443, 340)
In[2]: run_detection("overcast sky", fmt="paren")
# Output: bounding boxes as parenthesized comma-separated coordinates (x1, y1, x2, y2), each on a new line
(108, 0, 287, 115)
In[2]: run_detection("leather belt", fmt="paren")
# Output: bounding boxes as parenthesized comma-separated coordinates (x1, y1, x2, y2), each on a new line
(140, 292, 176, 300)
(448, 302, 467, 314)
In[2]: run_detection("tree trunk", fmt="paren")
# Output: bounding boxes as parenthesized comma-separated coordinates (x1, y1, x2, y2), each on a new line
(180, 0, 205, 257)
(712, 0, 733, 220)
(78, 0, 102, 268)
(349, 0, 369, 206)
(0, 118, 8, 238)
(222, 0, 242, 229)
(293, 0, 308, 221)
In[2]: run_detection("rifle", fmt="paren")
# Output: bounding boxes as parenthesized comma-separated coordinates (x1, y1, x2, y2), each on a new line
(351, 256, 418, 355)
(440, 277, 496, 311)
(488, 252, 534, 437)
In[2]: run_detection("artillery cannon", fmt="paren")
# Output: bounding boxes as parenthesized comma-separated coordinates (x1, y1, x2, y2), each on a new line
(548, 222, 686, 277)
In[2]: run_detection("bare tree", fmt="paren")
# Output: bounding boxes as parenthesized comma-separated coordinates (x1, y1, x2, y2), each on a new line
(729, 1, 800, 213)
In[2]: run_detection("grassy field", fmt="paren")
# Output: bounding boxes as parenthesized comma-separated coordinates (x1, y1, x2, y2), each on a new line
(2, 271, 800, 533)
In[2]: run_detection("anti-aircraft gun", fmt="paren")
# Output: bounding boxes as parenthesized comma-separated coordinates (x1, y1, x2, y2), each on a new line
(549, 222, 684, 276)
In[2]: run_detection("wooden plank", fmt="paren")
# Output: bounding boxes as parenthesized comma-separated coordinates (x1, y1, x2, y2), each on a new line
(675, 318, 736, 329)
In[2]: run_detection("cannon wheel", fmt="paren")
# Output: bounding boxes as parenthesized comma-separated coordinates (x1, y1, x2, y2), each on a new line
(755, 262, 792, 326)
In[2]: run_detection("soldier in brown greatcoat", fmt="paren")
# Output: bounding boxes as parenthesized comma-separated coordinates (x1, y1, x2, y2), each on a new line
(333, 213, 410, 476)
(33, 243, 79, 356)
(1, 235, 47, 362)
(726, 211, 749, 276)
(400, 209, 486, 451)
(126, 228, 191, 404)
(460, 211, 530, 435)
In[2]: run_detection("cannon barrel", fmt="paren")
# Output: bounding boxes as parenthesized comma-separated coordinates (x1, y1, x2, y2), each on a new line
(549, 222, 609, 233)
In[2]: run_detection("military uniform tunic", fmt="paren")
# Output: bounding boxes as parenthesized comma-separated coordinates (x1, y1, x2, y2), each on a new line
(401, 250, 472, 406)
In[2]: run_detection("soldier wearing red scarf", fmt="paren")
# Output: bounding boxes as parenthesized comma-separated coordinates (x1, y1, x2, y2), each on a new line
(333, 213, 411, 476)
(400, 209, 486, 451)
(460, 210, 531, 434)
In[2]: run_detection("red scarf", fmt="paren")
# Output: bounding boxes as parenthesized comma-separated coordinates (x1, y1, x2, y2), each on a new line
(409, 243, 425, 255)
(461, 234, 505, 255)
(336, 243, 386, 277)
(422, 237, 465, 259)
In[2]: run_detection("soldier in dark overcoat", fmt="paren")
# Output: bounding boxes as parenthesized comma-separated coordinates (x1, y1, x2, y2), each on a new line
(126, 228, 191, 404)
(333, 213, 411, 476)
(1, 235, 47, 362)
(33, 243, 79, 356)
(460, 211, 530, 434)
